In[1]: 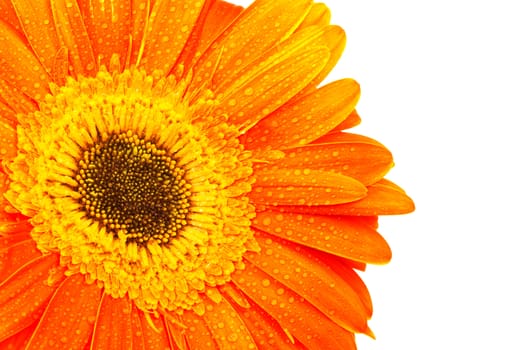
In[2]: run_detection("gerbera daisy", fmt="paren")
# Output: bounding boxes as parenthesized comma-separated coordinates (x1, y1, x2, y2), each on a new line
(0, 0, 414, 348)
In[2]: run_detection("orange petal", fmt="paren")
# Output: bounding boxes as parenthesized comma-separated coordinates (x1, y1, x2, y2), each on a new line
(0, 232, 31, 247)
(26, 273, 102, 349)
(243, 79, 360, 150)
(226, 288, 307, 350)
(252, 211, 392, 264)
(0, 116, 17, 160)
(130, 305, 145, 350)
(0, 254, 64, 343)
(128, 0, 150, 66)
(320, 252, 373, 316)
(246, 230, 371, 333)
(0, 319, 37, 349)
(139, 0, 207, 74)
(271, 133, 394, 186)
(328, 110, 361, 133)
(283, 180, 416, 216)
(0, 216, 33, 232)
(303, 25, 346, 92)
(250, 168, 367, 206)
(194, 1, 243, 60)
(191, 0, 312, 91)
(0, 239, 41, 284)
(50, 0, 96, 76)
(77, 0, 132, 69)
(163, 311, 187, 350)
(90, 294, 133, 350)
(0, 78, 38, 115)
(232, 260, 357, 350)
(11, 0, 61, 75)
(213, 44, 330, 133)
(0, 0, 22, 32)
(201, 296, 257, 348)
(0, 21, 50, 100)
(181, 310, 216, 349)
(137, 311, 171, 350)
(0, 101, 17, 126)
(296, 2, 331, 30)
(173, 0, 223, 75)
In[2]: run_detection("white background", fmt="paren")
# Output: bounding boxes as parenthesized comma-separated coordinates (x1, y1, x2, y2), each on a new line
(233, 1, 525, 349)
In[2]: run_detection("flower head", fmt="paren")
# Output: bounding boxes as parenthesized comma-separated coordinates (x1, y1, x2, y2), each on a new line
(0, 0, 414, 348)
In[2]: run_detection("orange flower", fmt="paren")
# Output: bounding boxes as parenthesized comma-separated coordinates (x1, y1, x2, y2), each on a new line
(0, 0, 414, 349)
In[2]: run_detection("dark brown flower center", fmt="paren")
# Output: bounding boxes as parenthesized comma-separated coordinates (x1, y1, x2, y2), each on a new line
(75, 132, 191, 245)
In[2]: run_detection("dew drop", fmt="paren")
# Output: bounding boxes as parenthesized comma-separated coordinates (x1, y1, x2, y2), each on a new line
(227, 333, 238, 342)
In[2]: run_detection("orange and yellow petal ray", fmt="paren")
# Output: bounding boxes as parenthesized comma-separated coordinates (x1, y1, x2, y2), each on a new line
(77, 0, 131, 70)
(380, 178, 410, 193)
(0, 21, 50, 101)
(301, 25, 346, 93)
(0, 319, 37, 349)
(0, 0, 22, 32)
(11, 0, 61, 75)
(225, 287, 307, 350)
(192, 1, 243, 62)
(342, 259, 367, 272)
(0, 254, 65, 342)
(0, 101, 17, 126)
(211, 44, 330, 133)
(249, 168, 367, 206)
(283, 179, 416, 216)
(0, 117, 17, 160)
(191, 0, 312, 91)
(50, 0, 97, 77)
(328, 110, 361, 134)
(90, 294, 133, 350)
(232, 260, 357, 350)
(139, 0, 207, 75)
(181, 310, 218, 349)
(137, 311, 172, 349)
(246, 229, 371, 333)
(130, 305, 145, 350)
(128, 0, 150, 66)
(242, 79, 360, 150)
(1, 166, 29, 215)
(210, 15, 335, 94)
(268, 134, 394, 186)
(319, 252, 373, 316)
(164, 318, 187, 350)
(252, 211, 392, 264)
(26, 273, 102, 349)
(296, 2, 331, 30)
(172, 0, 219, 76)
(0, 239, 41, 284)
(200, 296, 257, 349)
(0, 78, 38, 115)
(0, 232, 31, 247)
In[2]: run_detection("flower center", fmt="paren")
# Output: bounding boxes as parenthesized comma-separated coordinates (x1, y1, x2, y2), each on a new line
(5, 68, 258, 314)
(76, 132, 190, 245)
